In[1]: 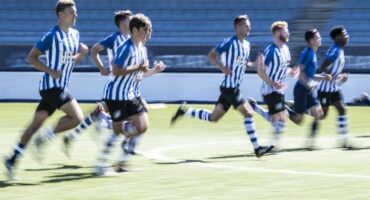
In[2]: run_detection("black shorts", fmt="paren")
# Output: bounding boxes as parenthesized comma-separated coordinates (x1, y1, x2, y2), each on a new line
(263, 92, 286, 115)
(104, 97, 145, 122)
(36, 88, 74, 115)
(216, 87, 245, 111)
(293, 83, 319, 114)
(318, 91, 344, 107)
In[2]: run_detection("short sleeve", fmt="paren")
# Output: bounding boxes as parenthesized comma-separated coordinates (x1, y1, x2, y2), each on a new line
(114, 45, 133, 68)
(264, 48, 275, 67)
(214, 37, 232, 54)
(98, 33, 115, 49)
(35, 31, 53, 53)
(326, 47, 340, 62)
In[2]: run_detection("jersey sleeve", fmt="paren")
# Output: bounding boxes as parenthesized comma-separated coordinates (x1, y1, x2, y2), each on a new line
(264, 48, 275, 67)
(35, 31, 53, 53)
(114, 45, 133, 68)
(326, 47, 340, 62)
(214, 37, 232, 54)
(99, 33, 115, 49)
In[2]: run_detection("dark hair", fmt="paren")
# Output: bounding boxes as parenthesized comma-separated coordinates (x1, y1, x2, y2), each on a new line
(114, 10, 132, 28)
(55, 0, 75, 18)
(129, 13, 151, 33)
(330, 26, 346, 39)
(305, 29, 319, 43)
(234, 15, 249, 27)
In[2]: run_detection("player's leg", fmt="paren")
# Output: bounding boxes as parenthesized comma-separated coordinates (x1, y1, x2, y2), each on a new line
(170, 90, 230, 125)
(332, 92, 350, 148)
(247, 97, 272, 122)
(4, 100, 53, 179)
(236, 101, 274, 157)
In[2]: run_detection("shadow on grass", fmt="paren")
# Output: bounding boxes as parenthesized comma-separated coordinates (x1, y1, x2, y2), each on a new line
(25, 164, 92, 172)
(41, 172, 99, 183)
(0, 181, 40, 188)
(156, 159, 208, 165)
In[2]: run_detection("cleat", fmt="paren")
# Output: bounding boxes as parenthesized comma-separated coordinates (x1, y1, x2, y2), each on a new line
(62, 136, 72, 158)
(254, 145, 275, 158)
(113, 162, 129, 173)
(170, 103, 187, 126)
(247, 97, 257, 109)
(3, 157, 17, 181)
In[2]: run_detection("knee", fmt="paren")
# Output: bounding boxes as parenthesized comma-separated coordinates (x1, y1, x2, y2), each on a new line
(137, 125, 148, 134)
(293, 115, 304, 125)
(72, 114, 84, 126)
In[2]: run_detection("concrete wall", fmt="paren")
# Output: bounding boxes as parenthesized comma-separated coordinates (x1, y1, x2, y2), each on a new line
(0, 72, 368, 103)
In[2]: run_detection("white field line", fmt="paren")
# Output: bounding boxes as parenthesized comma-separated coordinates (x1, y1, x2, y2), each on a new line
(142, 140, 370, 180)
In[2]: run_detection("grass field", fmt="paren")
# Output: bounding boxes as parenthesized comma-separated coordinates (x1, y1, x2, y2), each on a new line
(0, 103, 370, 200)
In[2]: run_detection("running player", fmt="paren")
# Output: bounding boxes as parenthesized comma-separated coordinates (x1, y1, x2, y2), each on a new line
(251, 21, 299, 146)
(4, 0, 88, 180)
(171, 15, 274, 158)
(316, 26, 351, 148)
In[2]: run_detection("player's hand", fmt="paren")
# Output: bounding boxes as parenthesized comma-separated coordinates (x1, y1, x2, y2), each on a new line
(288, 67, 300, 77)
(79, 43, 89, 55)
(49, 70, 63, 79)
(99, 67, 110, 76)
(307, 80, 318, 90)
(138, 60, 149, 72)
(255, 53, 265, 68)
(153, 61, 166, 72)
(221, 67, 232, 75)
(272, 81, 285, 90)
(323, 73, 332, 81)
(340, 72, 349, 83)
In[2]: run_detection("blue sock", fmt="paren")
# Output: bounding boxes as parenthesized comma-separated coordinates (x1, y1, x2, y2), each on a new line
(185, 108, 212, 121)
(9, 143, 25, 165)
(98, 133, 119, 164)
(338, 115, 349, 139)
(272, 121, 285, 140)
(253, 104, 272, 122)
(244, 117, 260, 149)
(67, 114, 94, 140)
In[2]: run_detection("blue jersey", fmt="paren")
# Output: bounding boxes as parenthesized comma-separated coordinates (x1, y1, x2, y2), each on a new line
(215, 35, 250, 89)
(103, 39, 146, 101)
(297, 47, 317, 88)
(98, 32, 129, 71)
(261, 43, 291, 95)
(318, 44, 345, 92)
(35, 26, 80, 91)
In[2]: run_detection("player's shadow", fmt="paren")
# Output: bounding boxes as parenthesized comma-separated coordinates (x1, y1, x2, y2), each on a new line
(355, 135, 370, 138)
(41, 172, 98, 183)
(0, 181, 40, 188)
(273, 147, 320, 153)
(25, 164, 92, 172)
(156, 159, 207, 165)
(340, 146, 370, 151)
(207, 153, 256, 160)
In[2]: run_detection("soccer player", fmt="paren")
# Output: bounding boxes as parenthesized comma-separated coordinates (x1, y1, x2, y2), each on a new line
(170, 15, 274, 158)
(60, 10, 133, 155)
(95, 13, 152, 175)
(316, 26, 351, 148)
(4, 0, 88, 180)
(287, 29, 332, 147)
(251, 21, 299, 146)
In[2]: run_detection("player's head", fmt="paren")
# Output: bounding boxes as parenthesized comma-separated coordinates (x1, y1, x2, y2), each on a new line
(330, 25, 349, 47)
(144, 24, 153, 43)
(271, 21, 289, 43)
(234, 15, 250, 37)
(55, 0, 77, 26)
(305, 29, 321, 48)
(130, 13, 151, 42)
(114, 10, 132, 31)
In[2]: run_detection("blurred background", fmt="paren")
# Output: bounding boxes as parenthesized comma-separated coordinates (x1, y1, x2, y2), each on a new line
(0, 0, 369, 102)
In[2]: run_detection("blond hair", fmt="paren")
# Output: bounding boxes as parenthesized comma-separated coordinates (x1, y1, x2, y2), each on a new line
(271, 21, 288, 33)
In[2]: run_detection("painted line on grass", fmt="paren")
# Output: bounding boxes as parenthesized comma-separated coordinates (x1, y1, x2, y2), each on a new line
(143, 141, 370, 180)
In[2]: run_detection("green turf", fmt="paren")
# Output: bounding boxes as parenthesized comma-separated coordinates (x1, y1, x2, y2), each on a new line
(0, 103, 370, 200)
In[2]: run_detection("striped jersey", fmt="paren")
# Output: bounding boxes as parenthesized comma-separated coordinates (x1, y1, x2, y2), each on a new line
(103, 39, 147, 101)
(261, 43, 291, 95)
(132, 46, 148, 98)
(98, 31, 129, 71)
(215, 35, 250, 88)
(35, 26, 80, 91)
(318, 44, 345, 92)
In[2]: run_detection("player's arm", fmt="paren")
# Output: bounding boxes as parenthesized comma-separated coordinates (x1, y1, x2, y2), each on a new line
(208, 49, 231, 75)
(287, 65, 300, 77)
(256, 53, 284, 89)
(90, 43, 110, 76)
(143, 61, 166, 78)
(27, 47, 62, 79)
(74, 43, 89, 64)
(112, 63, 147, 76)
(319, 59, 332, 73)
